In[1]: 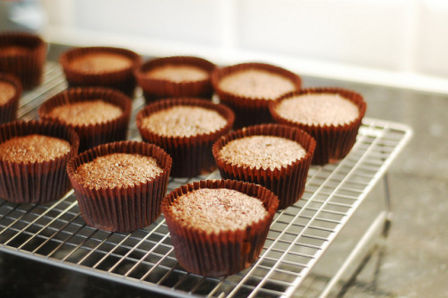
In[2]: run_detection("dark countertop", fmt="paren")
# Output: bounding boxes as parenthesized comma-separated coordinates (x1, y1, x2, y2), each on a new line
(1, 44, 447, 298)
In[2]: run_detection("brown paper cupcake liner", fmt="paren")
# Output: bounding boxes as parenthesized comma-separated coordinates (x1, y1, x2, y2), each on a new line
(0, 32, 47, 89)
(137, 97, 234, 177)
(0, 73, 22, 124)
(60, 46, 141, 98)
(212, 124, 315, 209)
(269, 87, 367, 165)
(38, 87, 132, 152)
(211, 62, 302, 128)
(135, 56, 215, 103)
(0, 120, 79, 204)
(162, 179, 278, 276)
(67, 140, 172, 233)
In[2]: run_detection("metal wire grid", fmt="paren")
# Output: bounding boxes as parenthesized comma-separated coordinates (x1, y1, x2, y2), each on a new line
(0, 63, 412, 297)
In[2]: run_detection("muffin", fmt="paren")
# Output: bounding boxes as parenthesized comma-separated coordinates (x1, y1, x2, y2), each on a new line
(67, 140, 172, 232)
(213, 124, 315, 209)
(60, 46, 141, 97)
(162, 179, 278, 277)
(137, 97, 234, 177)
(0, 73, 21, 124)
(211, 62, 301, 128)
(135, 56, 215, 103)
(270, 88, 366, 165)
(0, 32, 46, 89)
(0, 120, 79, 204)
(38, 87, 132, 152)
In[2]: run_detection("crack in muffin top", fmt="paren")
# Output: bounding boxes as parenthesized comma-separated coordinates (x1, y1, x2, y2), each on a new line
(219, 69, 296, 99)
(0, 134, 70, 163)
(169, 188, 267, 233)
(275, 93, 359, 126)
(47, 100, 122, 126)
(144, 64, 209, 82)
(142, 105, 227, 137)
(74, 153, 163, 189)
(219, 135, 306, 170)
(69, 53, 132, 73)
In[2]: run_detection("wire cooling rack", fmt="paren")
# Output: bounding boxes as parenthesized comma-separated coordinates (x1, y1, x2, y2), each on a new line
(0, 63, 412, 297)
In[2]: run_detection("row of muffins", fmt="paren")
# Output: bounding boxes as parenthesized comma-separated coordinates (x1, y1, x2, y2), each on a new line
(0, 31, 297, 108)
(1, 43, 365, 166)
(1, 92, 313, 208)
(38, 90, 316, 210)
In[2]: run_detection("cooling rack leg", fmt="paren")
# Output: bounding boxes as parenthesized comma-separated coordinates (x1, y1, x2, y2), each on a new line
(329, 174, 393, 297)
(318, 211, 388, 298)
(382, 173, 392, 237)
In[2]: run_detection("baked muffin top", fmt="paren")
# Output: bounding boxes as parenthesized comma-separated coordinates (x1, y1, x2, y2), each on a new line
(169, 188, 267, 233)
(144, 64, 209, 82)
(47, 100, 122, 126)
(219, 135, 306, 170)
(141, 105, 227, 137)
(0, 81, 16, 105)
(275, 93, 359, 126)
(218, 69, 296, 99)
(0, 46, 31, 56)
(74, 153, 163, 189)
(0, 134, 70, 163)
(69, 52, 132, 73)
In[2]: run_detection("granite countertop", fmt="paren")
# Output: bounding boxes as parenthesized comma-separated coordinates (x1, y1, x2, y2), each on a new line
(1, 44, 447, 298)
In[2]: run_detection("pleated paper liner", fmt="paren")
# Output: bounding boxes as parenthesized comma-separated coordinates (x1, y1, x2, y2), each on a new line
(0, 120, 79, 204)
(38, 87, 132, 152)
(211, 62, 302, 129)
(0, 32, 46, 89)
(269, 88, 367, 165)
(67, 140, 172, 233)
(60, 46, 142, 98)
(162, 179, 279, 277)
(134, 56, 215, 104)
(0, 73, 22, 124)
(137, 97, 234, 177)
(212, 124, 315, 209)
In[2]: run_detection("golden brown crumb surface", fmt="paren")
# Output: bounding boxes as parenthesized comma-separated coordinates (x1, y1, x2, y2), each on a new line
(275, 93, 359, 126)
(144, 64, 208, 82)
(219, 69, 296, 99)
(75, 153, 163, 189)
(47, 100, 122, 126)
(0, 46, 31, 56)
(69, 52, 132, 73)
(219, 135, 306, 170)
(142, 106, 227, 137)
(0, 81, 16, 105)
(170, 188, 267, 233)
(0, 134, 70, 163)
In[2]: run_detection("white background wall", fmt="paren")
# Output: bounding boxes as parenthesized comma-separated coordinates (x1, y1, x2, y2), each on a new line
(42, 0, 448, 94)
